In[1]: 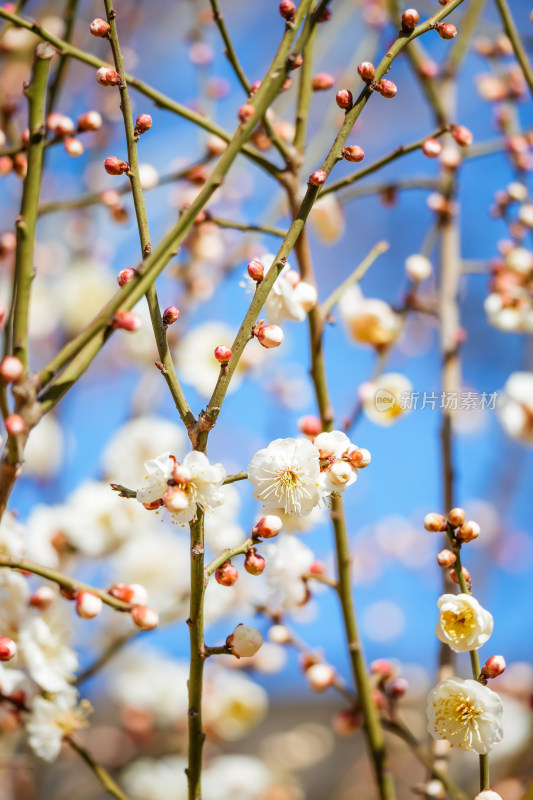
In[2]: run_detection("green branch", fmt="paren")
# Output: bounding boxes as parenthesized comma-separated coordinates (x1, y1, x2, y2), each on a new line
(493, 0, 533, 96)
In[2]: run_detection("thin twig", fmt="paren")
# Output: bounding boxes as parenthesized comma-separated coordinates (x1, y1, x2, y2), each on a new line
(66, 737, 131, 800)
(321, 241, 389, 316)
(492, 0, 533, 96)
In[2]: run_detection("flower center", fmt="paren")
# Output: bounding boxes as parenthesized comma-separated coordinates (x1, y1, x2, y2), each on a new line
(442, 607, 476, 642)
(433, 691, 485, 749)
(258, 465, 314, 514)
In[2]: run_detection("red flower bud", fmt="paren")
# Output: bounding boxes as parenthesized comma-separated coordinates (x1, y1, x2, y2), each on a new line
(253, 515, 283, 539)
(117, 268, 136, 288)
(279, 0, 295, 21)
(401, 8, 419, 29)
(63, 137, 84, 158)
(255, 323, 284, 348)
(0, 356, 23, 383)
(76, 592, 103, 619)
(422, 138, 442, 158)
(89, 18, 110, 37)
(214, 345, 232, 364)
(312, 73, 335, 91)
(112, 310, 142, 332)
(376, 79, 398, 98)
(309, 169, 327, 186)
(357, 62, 375, 83)
(0, 637, 16, 662)
(244, 547, 266, 576)
(342, 145, 365, 163)
(77, 111, 102, 132)
(135, 114, 152, 135)
(336, 89, 353, 110)
(238, 103, 256, 123)
(131, 605, 159, 630)
(481, 655, 506, 679)
(247, 259, 264, 281)
(104, 156, 129, 175)
(96, 66, 121, 86)
(5, 414, 25, 436)
(162, 306, 180, 325)
(215, 560, 239, 586)
(298, 415, 322, 437)
(435, 22, 457, 39)
(451, 125, 473, 147)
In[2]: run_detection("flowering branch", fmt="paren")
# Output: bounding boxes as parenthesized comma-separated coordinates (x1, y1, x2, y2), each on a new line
(320, 126, 449, 198)
(204, 538, 254, 576)
(0, 7, 281, 178)
(0, 555, 133, 612)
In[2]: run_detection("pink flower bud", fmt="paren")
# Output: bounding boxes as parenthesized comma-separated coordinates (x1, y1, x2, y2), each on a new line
(449, 566, 471, 590)
(60, 586, 79, 601)
(451, 125, 473, 147)
(117, 268, 136, 287)
(135, 114, 152, 135)
(423, 512, 447, 532)
(401, 8, 419, 29)
(77, 111, 102, 132)
(90, 18, 110, 37)
(76, 591, 103, 619)
(332, 708, 362, 735)
(255, 323, 284, 348)
(227, 623, 263, 658)
(253, 515, 282, 539)
(418, 60, 439, 78)
(163, 487, 189, 513)
(435, 22, 457, 39)
(336, 89, 353, 110)
(46, 112, 75, 136)
(298, 415, 322, 437)
(279, 0, 295, 21)
(104, 156, 129, 175)
(215, 560, 239, 586)
(481, 655, 506, 679)
(206, 134, 227, 157)
(0, 356, 23, 383)
(0, 637, 16, 661)
(342, 145, 365, 163)
(238, 103, 256, 123)
(162, 306, 180, 325)
(131, 605, 159, 630)
(0, 157, 13, 176)
(172, 463, 192, 484)
(440, 146, 461, 169)
(448, 507, 465, 527)
(312, 73, 335, 91)
(388, 677, 408, 698)
(63, 137, 84, 158)
(96, 66, 121, 86)
(309, 169, 327, 186)
(29, 585, 57, 610)
(456, 520, 480, 542)
(376, 79, 398, 98)
(287, 53, 303, 71)
(247, 259, 264, 281)
(112, 310, 142, 332)
(108, 583, 148, 605)
(306, 662, 336, 692)
(422, 138, 442, 158)
(5, 414, 25, 436)
(214, 345, 232, 364)
(436, 549, 456, 568)
(357, 62, 375, 83)
(346, 447, 371, 468)
(13, 153, 27, 179)
(244, 547, 266, 576)
(370, 658, 394, 679)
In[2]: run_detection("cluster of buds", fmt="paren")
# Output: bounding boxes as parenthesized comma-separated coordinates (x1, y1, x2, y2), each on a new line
(108, 582, 158, 630)
(41, 111, 102, 159)
(370, 657, 408, 712)
(299, 651, 336, 693)
(485, 238, 533, 333)
(313, 431, 371, 489)
(252, 321, 284, 349)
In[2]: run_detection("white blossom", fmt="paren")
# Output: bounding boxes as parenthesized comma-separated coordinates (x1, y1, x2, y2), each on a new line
(111, 652, 189, 726)
(436, 593, 493, 653)
(259, 255, 317, 325)
(122, 756, 188, 800)
(248, 437, 322, 516)
(427, 677, 503, 754)
(339, 285, 402, 347)
(264, 533, 315, 610)
(136, 451, 225, 525)
(18, 615, 78, 693)
(27, 687, 89, 761)
(497, 371, 533, 445)
(360, 373, 413, 426)
(0, 511, 25, 566)
(204, 669, 268, 740)
(314, 430, 359, 495)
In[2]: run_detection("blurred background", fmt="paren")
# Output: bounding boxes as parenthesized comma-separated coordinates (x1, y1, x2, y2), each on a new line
(0, 0, 532, 798)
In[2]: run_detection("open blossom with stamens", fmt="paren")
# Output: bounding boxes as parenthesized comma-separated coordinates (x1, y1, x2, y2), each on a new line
(27, 687, 91, 761)
(247, 438, 322, 516)
(436, 594, 493, 653)
(427, 677, 503, 754)
(136, 451, 225, 524)
(338, 285, 402, 347)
